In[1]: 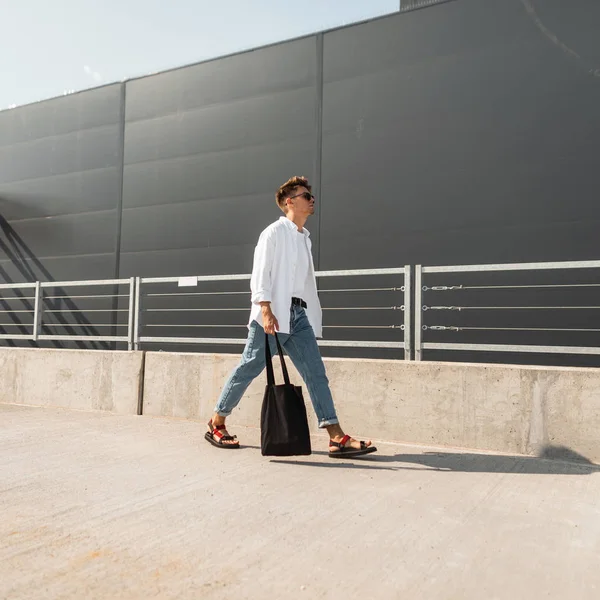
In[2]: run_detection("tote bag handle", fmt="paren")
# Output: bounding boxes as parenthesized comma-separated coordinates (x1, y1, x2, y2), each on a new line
(264, 331, 291, 386)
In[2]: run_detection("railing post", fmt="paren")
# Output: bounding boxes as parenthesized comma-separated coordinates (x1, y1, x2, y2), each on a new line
(127, 277, 136, 351)
(414, 265, 422, 361)
(403, 265, 411, 360)
(32, 281, 42, 343)
(133, 277, 141, 350)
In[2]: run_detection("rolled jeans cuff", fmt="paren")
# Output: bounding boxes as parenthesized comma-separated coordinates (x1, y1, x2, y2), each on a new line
(215, 408, 233, 417)
(318, 417, 339, 429)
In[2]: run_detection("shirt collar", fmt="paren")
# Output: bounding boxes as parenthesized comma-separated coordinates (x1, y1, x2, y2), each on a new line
(279, 216, 310, 237)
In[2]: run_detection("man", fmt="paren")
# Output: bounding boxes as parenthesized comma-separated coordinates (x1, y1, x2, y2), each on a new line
(205, 176, 376, 458)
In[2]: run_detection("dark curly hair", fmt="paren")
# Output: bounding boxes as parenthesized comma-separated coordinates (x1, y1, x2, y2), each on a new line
(275, 176, 312, 213)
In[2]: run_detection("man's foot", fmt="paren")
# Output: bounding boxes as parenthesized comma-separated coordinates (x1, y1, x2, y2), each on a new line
(205, 420, 240, 449)
(328, 434, 377, 458)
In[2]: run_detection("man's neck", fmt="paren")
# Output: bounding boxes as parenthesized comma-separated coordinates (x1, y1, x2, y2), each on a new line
(286, 214, 308, 232)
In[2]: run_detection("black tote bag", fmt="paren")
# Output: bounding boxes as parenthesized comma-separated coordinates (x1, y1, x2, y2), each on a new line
(260, 332, 312, 456)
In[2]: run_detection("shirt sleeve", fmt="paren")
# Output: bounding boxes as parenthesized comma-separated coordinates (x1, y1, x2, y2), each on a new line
(250, 228, 276, 304)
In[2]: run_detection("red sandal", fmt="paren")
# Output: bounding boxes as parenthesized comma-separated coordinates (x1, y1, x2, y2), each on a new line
(329, 435, 377, 458)
(205, 420, 240, 449)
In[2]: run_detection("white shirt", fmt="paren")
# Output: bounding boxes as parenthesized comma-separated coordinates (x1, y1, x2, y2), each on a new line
(248, 217, 323, 337)
(291, 230, 310, 299)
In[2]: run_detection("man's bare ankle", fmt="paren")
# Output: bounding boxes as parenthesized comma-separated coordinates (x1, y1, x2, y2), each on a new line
(212, 414, 226, 427)
(326, 425, 344, 440)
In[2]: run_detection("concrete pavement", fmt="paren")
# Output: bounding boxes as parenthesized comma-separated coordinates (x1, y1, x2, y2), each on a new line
(2, 403, 600, 599)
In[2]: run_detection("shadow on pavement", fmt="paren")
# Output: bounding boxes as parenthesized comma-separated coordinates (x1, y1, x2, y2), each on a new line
(270, 445, 600, 475)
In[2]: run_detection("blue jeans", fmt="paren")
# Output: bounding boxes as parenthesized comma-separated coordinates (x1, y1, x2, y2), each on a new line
(214, 305, 339, 428)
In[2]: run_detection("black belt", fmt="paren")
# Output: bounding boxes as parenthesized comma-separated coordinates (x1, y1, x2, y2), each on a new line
(291, 297, 307, 309)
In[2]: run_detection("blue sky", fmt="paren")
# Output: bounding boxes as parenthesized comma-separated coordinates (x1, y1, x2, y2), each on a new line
(2, 0, 399, 110)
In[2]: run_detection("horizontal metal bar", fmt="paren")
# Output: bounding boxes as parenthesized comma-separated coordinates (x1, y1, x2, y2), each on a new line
(144, 323, 404, 330)
(426, 326, 600, 333)
(323, 306, 404, 311)
(41, 323, 129, 328)
(40, 279, 129, 288)
(323, 325, 405, 329)
(316, 268, 406, 277)
(143, 288, 405, 299)
(44, 294, 130, 300)
(0, 334, 33, 339)
(146, 308, 247, 312)
(425, 305, 600, 311)
(43, 309, 129, 313)
(422, 260, 600, 274)
(319, 287, 403, 293)
(421, 342, 600, 355)
(0, 323, 34, 327)
(0, 283, 37, 290)
(139, 336, 248, 345)
(146, 291, 248, 297)
(138, 336, 405, 349)
(0, 310, 34, 314)
(146, 324, 245, 328)
(317, 340, 405, 349)
(140, 274, 251, 284)
(182, 274, 251, 283)
(445, 283, 600, 291)
(140, 269, 406, 285)
(0, 296, 36, 301)
(37, 335, 129, 342)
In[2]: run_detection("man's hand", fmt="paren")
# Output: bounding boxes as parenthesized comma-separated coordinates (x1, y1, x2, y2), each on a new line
(260, 303, 279, 335)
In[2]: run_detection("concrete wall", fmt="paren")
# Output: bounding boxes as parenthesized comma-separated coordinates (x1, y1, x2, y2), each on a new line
(0, 348, 144, 415)
(143, 351, 600, 464)
(2, 346, 600, 464)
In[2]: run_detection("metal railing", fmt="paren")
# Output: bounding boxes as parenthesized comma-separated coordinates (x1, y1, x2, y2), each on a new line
(0, 282, 38, 341)
(134, 267, 411, 359)
(4, 260, 600, 363)
(0, 278, 136, 348)
(415, 260, 600, 360)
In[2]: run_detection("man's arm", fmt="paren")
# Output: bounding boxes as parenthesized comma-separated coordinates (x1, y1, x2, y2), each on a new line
(259, 301, 279, 335)
(250, 230, 279, 334)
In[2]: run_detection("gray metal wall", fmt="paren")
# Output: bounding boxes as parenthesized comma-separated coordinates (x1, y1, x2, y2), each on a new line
(320, 0, 600, 269)
(119, 37, 319, 278)
(0, 84, 124, 282)
(0, 0, 599, 363)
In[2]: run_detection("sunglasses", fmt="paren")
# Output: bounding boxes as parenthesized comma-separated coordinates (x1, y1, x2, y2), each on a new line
(289, 192, 315, 202)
